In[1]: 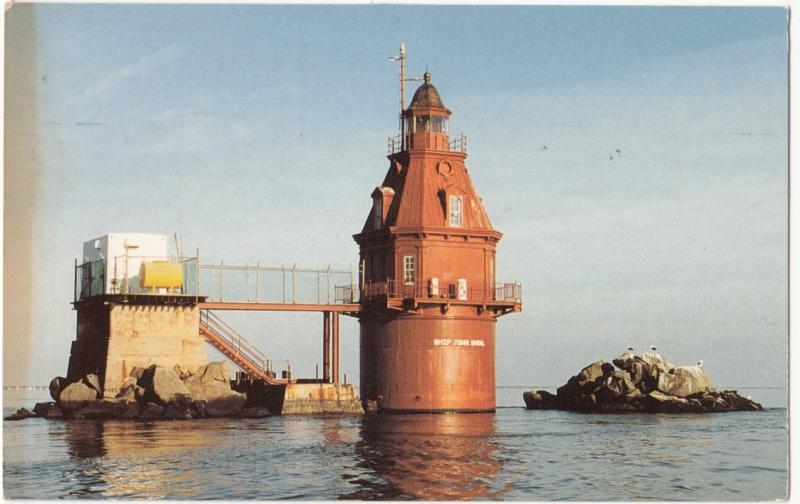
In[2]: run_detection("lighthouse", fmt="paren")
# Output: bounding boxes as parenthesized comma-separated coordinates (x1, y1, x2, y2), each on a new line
(354, 49, 521, 413)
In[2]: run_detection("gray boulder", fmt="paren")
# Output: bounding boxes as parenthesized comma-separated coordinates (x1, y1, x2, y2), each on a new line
(689, 390, 763, 412)
(115, 377, 145, 402)
(82, 373, 103, 399)
(59, 381, 98, 411)
(173, 364, 194, 380)
(639, 351, 677, 374)
(606, 371, 638, 397)
(33, 402, 54, 417)
(523, 390, 558, 410)
(643, 390, 703, 413)
(612, 351, 636, 372)
(577, 360, 614, 384)
(182, 361, 246, 417)
(5, 408, 36, 421)
(656, 365, 711, 397)
(129, 367, 147, 381)
(138, 365, 192, 405)
(75, 400, 118, 419)
(182, 361, 234, 399)
(44, 404, 64, 419)
(49, 376, 68, 402)
(205, 394, 247, 417)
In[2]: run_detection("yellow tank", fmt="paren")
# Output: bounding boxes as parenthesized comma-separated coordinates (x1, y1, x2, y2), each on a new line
(139, 261, 183, 290)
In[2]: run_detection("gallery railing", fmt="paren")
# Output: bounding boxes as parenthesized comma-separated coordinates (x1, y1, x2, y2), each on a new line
(359, 278, 521, 304)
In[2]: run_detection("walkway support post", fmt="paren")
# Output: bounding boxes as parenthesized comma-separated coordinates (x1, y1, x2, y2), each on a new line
(323, 311, 331, 383)
(332, 312, 340, 384)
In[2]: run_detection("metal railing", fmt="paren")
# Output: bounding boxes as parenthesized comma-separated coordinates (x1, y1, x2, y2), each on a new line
(199, 310, 273, 377)
(75, 258, 105, 300)
(387, 132, 468, 155)
(199, 263, 354, 304)
(75, 255, 357, 306)
(448, 133, 467, 153)
(334, 284, 360, 304)
(388, 134, 402, 155)
(75, 255, 200, 302)
(360, 278, 521, 304)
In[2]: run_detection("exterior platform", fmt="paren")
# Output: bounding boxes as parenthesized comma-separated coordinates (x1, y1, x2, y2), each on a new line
(238, 381, 364, 415)
(73, 293, 207, 308)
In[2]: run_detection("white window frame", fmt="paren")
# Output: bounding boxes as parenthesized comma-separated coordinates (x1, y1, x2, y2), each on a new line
(449, 195, 463, 227)
(403, 255, 416, 285)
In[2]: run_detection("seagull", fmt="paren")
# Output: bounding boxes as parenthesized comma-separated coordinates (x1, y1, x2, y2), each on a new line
(650, 345, 657, 351)
(697, 359, 704, 367)
(627, 346, 634, 352)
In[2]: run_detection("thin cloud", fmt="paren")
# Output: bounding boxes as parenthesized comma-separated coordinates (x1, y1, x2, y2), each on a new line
(71, 44, 183, 105)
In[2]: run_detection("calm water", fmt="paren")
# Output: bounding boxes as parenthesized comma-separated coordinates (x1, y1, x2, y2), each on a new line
(3, 391, 787, 500)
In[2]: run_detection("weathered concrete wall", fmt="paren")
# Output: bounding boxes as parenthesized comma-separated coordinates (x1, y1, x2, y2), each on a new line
(277, 383, 364, 415)
(104, 305, 207, 395)
(67, 305, 110, 384)
(67, 303, 208, 397)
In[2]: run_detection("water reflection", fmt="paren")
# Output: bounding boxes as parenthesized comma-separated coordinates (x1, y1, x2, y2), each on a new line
(65, 421, 107, 459)
(343, 413, 508, 500)
(60, 419, 231, 498)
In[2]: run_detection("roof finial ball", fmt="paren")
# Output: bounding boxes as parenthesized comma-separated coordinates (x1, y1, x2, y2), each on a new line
(424, 70, 431, 84)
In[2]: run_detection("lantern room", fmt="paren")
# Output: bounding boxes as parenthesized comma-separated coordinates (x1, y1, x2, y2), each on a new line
(402, 71, 451, 151)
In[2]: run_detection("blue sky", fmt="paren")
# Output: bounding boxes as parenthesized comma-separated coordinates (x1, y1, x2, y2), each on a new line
(5, 5, 788, 404)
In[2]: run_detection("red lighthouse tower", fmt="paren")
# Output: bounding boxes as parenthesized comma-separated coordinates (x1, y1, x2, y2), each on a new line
(354, 52, 521, 413)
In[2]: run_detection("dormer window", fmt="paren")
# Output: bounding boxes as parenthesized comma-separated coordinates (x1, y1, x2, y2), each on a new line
(373, 197, 383, 229)
(371, 186, 395, 231)
(449, 195, 463, 227)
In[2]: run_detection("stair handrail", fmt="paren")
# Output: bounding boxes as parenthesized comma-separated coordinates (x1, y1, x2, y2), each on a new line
(199, 310, 269, 373)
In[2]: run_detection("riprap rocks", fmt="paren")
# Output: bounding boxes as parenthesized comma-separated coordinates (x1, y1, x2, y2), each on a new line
(523, 351, 762, 413)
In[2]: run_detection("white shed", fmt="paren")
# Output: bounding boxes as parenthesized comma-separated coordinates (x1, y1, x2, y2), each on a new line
(82, 233, 168, 294)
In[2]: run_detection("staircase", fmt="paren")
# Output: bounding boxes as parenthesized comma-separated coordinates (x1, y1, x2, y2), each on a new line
(198, 310, 285, 385)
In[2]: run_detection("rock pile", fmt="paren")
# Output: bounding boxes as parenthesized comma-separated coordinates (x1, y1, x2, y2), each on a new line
(523, 350, 763, 413)
(6, 361, 270, 421)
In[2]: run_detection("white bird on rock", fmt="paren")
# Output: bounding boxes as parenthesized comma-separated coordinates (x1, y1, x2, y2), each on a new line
(697, 359, 704, 367)
(650, 345, 657, 351)
(627, 346, 634, 352)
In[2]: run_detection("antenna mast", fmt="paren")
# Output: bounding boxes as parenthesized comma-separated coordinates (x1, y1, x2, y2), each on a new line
(389, 43, 421, 151)
(399, 43, 407, 112)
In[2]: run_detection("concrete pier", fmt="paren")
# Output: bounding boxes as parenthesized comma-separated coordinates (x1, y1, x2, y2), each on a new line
(242, 382, 364, 415)
(67, 296, 208, 397)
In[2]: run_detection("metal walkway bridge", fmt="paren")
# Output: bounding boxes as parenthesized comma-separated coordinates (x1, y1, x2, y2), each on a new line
(74, 257, 358, 384)
(74, 255, 521, 385)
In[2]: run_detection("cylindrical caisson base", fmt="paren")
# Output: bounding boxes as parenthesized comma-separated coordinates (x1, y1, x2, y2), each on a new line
(360, 309, 496, 412)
